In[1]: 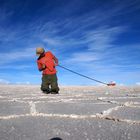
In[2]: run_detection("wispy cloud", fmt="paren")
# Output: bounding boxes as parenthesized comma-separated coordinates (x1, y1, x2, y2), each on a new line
(0, 47, 36, 65)
(136, 82, 140, 85)
(66, 52, 100, 63)
(0, 79, 10, 85)
(0, 64, 34, 70)
(85, 26, 125, 51)
(43, 37, 63, 46)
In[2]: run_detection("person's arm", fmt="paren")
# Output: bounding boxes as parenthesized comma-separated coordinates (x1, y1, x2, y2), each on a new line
(53, 56, 58, 66)
(37, 61, 46, 71)
(49, 51, 59, 66)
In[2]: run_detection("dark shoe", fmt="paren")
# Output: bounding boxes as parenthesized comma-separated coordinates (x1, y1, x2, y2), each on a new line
(51, 92, 59, 94)
(42, 89, 51, 94)
(42, 91, 50, 94)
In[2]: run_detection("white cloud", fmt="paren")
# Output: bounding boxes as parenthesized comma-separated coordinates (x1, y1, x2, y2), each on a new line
(30, 0, 130, 52)
(0, 47, 36, 65)
(43, 37, 63, 46)
(85, 26, 125, 51)
(0, 79, 10, 84)
(136, 82, 140, 85)
(67, 52, 100, 62)
(0, 64, 34, 70)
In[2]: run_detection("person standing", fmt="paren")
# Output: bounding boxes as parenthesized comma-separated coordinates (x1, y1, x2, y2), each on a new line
(36, 47, 59, 94)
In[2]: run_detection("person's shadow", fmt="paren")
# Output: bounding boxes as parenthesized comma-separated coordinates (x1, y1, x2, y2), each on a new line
(50, 137, 63, 140)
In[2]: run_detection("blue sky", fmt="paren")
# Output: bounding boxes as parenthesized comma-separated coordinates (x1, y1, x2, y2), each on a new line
(0, 0, 140, 85)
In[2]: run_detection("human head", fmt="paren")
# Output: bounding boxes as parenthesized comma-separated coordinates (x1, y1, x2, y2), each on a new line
(36, 47, 45, 56)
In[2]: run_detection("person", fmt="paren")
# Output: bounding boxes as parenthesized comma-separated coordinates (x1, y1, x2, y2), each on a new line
(36, 47, 59, 94)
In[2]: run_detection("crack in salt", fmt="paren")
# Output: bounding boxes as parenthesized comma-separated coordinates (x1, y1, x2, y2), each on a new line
(97, 98, 122, 106)
(28, 101, 37, 115)
(0, 113, 140, 125)
(101, 106, 121, 116)
(97, 97, 140, 108)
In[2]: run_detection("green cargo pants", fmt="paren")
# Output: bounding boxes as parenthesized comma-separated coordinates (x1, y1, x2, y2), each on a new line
(41, 74, 59, 93)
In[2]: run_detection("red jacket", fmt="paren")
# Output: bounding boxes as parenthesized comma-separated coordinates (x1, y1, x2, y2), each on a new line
(37, 51, 58, 75)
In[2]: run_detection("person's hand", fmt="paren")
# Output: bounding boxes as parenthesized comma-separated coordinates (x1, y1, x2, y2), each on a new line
(42, 64, 46, 69)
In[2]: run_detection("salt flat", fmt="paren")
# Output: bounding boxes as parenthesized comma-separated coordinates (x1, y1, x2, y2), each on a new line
(0, 85, 140, 140)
